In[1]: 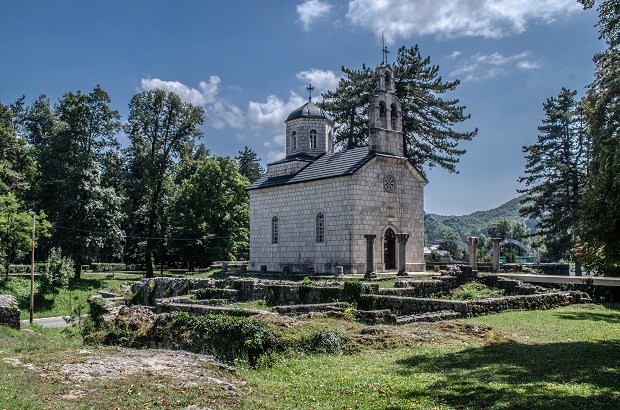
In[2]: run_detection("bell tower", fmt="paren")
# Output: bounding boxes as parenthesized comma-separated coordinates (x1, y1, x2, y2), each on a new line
(368, 64, 404, 156)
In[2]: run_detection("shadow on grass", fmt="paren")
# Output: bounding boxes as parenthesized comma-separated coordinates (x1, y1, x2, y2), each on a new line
(553, 309, 620, 324)
(395, 340, 620, 410)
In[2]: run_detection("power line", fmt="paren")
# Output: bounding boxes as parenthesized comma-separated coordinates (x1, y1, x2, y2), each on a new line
(51, 223, 235, 241)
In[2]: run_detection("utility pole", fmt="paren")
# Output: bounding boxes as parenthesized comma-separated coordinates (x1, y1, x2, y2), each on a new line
(29, 211, 35, 324)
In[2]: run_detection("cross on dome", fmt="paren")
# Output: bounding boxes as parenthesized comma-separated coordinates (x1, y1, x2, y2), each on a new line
(306, 83, 315, 102)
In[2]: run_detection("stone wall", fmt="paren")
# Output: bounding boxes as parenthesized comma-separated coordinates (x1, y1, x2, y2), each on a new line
(358, 291, 586, 318)
(0, 295, 21, 329)
(131, 277, 369, 307)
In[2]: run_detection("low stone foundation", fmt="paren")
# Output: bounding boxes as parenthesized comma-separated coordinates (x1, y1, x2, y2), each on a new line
(358, 291, 588, 318)
(0, 294, 21, 329)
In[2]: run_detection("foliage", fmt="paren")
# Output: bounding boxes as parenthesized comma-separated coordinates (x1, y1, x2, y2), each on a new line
(519, 88, 589, 264)
(343, 281, 373, 304)
(425, 195, 537, 243)
(0, 192, 51, 279)
(487, 218, 531, 258)
(438, 231, 465, 260)
(235, 146, 265, 183)
(89, 263, 126, 272)
(445, 282, 505, 300)
(320, 45, 477, 174)
(302, 330, 349, 354)
(169, 156, 249, 268)
(32, 86, 125, 275)
(38, 247, 73, 299)
(576, 0, 620, 275)
(0, 102, 35, 197)
(166, 312, 279, 365)
(124, 89, 204, 277)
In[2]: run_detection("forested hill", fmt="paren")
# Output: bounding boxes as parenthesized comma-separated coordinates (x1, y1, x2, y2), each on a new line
(425, 195, 536, 241)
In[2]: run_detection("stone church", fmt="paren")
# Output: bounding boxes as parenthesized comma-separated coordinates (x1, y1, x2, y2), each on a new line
(246, 64, 427, 275)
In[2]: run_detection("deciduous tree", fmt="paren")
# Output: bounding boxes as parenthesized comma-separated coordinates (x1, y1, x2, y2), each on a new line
(576, 0, 620, 275)
(169, 156, 249, 268)
(124, 89, 204, 277)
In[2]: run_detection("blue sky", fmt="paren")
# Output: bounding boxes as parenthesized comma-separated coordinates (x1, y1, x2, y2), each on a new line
(0, 0, 604, 215)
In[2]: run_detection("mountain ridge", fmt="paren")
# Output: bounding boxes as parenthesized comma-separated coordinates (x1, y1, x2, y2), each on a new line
(424, 195, 536, 241)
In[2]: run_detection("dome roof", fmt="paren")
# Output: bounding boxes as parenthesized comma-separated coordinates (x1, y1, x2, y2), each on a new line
(286, 101, 332, 122)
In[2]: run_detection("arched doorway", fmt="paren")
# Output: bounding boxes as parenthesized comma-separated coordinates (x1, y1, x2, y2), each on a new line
(384, 228, 396, 270)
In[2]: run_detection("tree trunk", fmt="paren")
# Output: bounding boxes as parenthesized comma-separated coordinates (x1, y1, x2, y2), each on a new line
(145, 245, 154, 278)
(74, 263, 82, 279)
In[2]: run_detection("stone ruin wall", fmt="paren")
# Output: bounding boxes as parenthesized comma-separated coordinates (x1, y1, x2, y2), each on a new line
(130, 276, 589, 322)
(0, 294, 21, 329)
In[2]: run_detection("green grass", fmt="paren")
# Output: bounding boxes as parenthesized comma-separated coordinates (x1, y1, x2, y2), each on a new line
(0, 326, 242, 409)
(239, 304, 620, 409)
(0, 274, 138, 320)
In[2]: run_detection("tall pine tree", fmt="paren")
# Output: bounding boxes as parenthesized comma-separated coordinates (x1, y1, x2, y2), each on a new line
(235, 146, 264, 183)
(320, 45, 477, 174)
(519, 88, 589, 267)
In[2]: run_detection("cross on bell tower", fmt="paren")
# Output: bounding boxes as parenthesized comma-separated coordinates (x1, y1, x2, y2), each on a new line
(381, 32, 389, 65)
(306, 83, 315, 102)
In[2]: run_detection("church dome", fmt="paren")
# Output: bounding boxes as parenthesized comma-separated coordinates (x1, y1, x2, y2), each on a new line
(286, 101, 332, 122)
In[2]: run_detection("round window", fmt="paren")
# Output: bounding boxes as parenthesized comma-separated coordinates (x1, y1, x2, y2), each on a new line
(383, 174, 396, 192)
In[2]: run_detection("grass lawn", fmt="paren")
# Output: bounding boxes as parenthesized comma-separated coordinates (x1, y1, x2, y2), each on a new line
(0, 274, 137, 320)
(239, 303, 620, 410)
(1, 274, 619, 409)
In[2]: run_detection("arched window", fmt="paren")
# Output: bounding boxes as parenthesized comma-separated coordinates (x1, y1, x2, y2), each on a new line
(385, 71, 391, 90)
(390, 103, 397, 130)
(316, 213, 325, 243)
(271, 216, 279, 244)
(292, 131, 297, 151)
(379, 101, 387, 128)
(309, 129, 317, 149)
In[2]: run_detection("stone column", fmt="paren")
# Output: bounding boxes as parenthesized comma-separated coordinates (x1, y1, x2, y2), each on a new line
(396, 233, 410, 276)
(364, 234, 377, 279)
(490, 238, 502, 273)
(468, 236, 478, 271)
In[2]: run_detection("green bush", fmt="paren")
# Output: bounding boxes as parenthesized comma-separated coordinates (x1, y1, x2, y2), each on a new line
(343, 281, 373, 303)
(168, 312, 279, 366)
(303, 330, 349, 354)
(39, 248, 73, 299)
(90, 263, 126, 272)
(8, 264, 46, 274)
(193, 287, 223, 300)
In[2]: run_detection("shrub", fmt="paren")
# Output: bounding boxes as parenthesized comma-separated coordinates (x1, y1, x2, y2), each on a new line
(167, 312, 279, 366)
(39, 248, 73, 300)
(343, 281, 373, 303)
(303, 330, 349, 354)
(193, 287, 223, 300)
(90, 263, 126, 272)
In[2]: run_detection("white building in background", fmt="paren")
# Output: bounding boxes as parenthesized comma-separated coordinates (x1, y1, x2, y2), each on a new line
(247, 64, 427, 275)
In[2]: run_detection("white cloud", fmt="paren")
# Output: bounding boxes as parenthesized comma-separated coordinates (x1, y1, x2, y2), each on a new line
(297, 0, 332, 31)
(264, 133, 287, 162)
(141, 76, 246, 131)
(346, 0, 582, 42)
(207, 101, 244, 130)
(140, 76, 221, 105)
(449, 51, 541, 81)
(296, 69, 342, 93)
(247, 91, 306, 131)
(448, 51, 461, 60)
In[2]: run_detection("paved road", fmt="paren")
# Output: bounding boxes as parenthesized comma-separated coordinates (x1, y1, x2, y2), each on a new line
(20, 316, 73, 328)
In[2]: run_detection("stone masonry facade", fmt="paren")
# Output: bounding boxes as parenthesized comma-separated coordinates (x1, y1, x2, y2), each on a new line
(248, 155, 425, 274)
